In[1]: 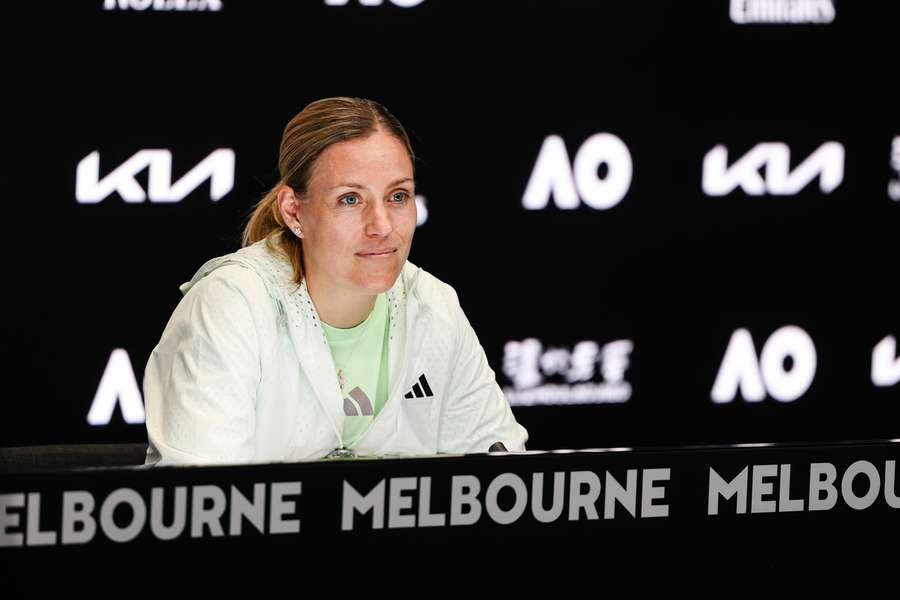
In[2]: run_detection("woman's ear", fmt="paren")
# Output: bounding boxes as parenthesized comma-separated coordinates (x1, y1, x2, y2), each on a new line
(277, 186, 303, 237)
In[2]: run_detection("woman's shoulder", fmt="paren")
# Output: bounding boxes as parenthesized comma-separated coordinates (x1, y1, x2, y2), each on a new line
(181, 258, 269, 299)
(180, 238, 293, 298)
(169, 263, 281, 343)
(198, 262, 268, 292)
(402, 261, 464, 318)
(180, 264, 273, 319)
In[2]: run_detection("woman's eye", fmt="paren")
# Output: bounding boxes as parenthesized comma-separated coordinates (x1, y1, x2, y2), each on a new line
(341, 191, 409, 206)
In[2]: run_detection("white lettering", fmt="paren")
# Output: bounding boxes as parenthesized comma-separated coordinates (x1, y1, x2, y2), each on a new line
(711, 329, 766, 402)
(872, 336, 900, 387)
(449, 475, 481, 526)
(417, 477, 446, 527)
(604, 470, 638, 519)
(568, 471, 601, 521)
(26, 493, 57, 546)
(523, 134, 632, 210)
(751, 464, 778, 513)
(229, 484, 265, 536)
(324, 0, 425, 6)
(890, 136, 900, 201)
(730, 0, 835, 24)
(778, 464, 805, 512)
(809, 462, 838, 511)
(708, 467, 749, 515)
(388, 477, 417, 529)
(150, 486, 186, 540)
(61, 491, 96, 544)
(86, 348, 145, 425)
(269, 482, 301, 534)
(841, 461, 880, 510)
(100, 488, 147, 543)
(640, 468, 670, 518)
(103, 0, 224, 11)
(485, 473, 528, 525)
(886, 461, 900, 508)
(341, 480, 385, 531)
(0, 494, 25, 547)
(711, 326, 816, 403)
(531, 472, 566, 523)
(703, 142, 843, 196)
(76, 149, 234, 204)
(191, 485, 225, 538)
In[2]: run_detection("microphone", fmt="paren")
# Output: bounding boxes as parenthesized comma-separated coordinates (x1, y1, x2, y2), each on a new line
(488, 442, 508, 453)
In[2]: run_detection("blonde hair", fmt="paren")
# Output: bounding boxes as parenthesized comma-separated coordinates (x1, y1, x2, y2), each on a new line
(241, 97, 417, 287)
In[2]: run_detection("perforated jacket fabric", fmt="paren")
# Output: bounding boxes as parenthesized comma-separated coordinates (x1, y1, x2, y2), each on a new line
(143, 237, 528, 465)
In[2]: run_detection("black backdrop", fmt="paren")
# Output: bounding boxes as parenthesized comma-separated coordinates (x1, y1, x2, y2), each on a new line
(5, 0, 898, 450)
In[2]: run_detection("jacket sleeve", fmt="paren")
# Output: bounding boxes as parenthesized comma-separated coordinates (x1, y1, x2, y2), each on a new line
(438, 293, 529, 454)
(143, 265, 270, 466)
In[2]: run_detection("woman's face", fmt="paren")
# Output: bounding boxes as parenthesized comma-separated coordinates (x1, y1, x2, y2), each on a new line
(295, 128, 416, 297)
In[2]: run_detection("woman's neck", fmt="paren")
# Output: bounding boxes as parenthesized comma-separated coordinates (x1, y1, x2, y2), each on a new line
(305, 275, 377, 329)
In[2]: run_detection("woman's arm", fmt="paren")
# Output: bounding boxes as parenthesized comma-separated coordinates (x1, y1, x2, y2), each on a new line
(143, 265, 271, 465)
(437, 295, 529, 454)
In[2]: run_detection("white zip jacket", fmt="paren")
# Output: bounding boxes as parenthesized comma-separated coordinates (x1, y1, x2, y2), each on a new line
(143, 238, 528, 465)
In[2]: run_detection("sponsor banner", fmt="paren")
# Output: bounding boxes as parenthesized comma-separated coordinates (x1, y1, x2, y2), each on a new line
(711, 325, 817, 403)
(523, 134, 632, 211)
(102, 0, 223, 12)
(890, 136, 900, 201)
(729, 0, 835, 24)
(702, 142, 844, 196)
(502, 338, 633, 406)
(1, 442, 896, 547)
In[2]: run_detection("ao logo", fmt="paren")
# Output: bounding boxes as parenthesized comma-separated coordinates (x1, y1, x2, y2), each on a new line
(889, 136, 900, 201)
(522, 134, 633, 210)
(872, 335, 900, 387)
(702, 142, 844, 196)
(76, 149, 235, 203)
(324, 0, 424, 6)
(415, 195, 428, 226)
(711, 326, 817, 403)
(86, 349, 145, 425)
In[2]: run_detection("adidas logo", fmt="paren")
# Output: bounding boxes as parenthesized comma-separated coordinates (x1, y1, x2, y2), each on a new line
(404, 373, 434, 399)
(343, 386, 374, 417)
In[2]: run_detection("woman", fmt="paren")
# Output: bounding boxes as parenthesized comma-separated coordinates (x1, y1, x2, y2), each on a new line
(143, 97, 528, 465)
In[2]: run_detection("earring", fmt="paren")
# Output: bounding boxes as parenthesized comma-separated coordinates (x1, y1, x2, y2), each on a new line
(293, 226, 303, 238)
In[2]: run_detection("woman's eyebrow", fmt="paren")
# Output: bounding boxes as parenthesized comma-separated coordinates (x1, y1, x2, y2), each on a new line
(330, 177, 414, 191)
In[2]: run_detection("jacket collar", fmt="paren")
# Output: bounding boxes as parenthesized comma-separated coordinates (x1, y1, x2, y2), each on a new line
(179, 235, 428, 449)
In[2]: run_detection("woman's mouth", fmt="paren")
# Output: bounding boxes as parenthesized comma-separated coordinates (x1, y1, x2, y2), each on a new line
(356, 248, 397, 259)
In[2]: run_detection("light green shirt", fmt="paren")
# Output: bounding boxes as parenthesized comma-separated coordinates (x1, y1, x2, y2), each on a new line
(321, 293, 390, 448)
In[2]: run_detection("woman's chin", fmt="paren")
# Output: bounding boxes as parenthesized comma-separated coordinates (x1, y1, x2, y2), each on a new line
(352, 272, 399, 295)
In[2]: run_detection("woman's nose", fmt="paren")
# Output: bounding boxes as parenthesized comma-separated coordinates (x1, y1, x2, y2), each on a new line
(365, 200, 393, 236)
